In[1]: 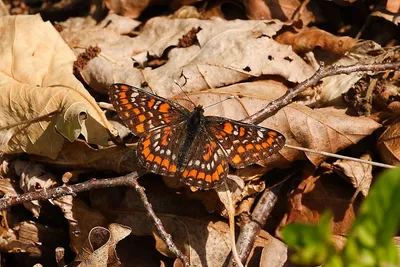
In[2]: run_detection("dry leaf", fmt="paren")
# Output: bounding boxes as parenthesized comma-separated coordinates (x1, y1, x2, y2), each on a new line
(31, 140, 140, 174)
(75, 224, 131, 267)
(377, 117, 400, 165)
(0, 220, 68, 261)
(0, 0, 8, 16)
(259, 235, 288, 267)
(317, 41, 399, 106)
(332, 153, 373, 196)
(0, 15, 112, 158)
(276, 28, 358, 55)
(278, 171, 357, 236)
(65, 198, 109, 254)
(14, 160, 57, 218)
(90, 181, 232, 266)
(60, 16, 315, 96)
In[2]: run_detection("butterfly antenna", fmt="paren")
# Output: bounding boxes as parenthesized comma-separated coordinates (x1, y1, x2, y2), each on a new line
(203, 96, 235, 110)
(173, 80, 196, 107)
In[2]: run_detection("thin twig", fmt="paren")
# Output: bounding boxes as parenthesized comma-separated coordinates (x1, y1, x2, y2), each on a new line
(285, 144, 396, 169)
(230, 184, 282, 266)
(130, 178, 191, 267)
(223, 183, 244, 267)
(244, 61, 400, 125)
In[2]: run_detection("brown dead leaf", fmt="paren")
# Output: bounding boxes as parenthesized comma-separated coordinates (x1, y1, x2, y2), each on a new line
(371, 0, 400, 26)
(276, 28, 358, 55)
(14, 160, 57, 218)
(278, 170, 358, 236)
(377, 117, 400, 165)
(32, 140, 140, 174)
(332, 153, 373, 197)
(243, 0, 318, 25)
(0, 15, 113, 159)
(60, 16, 315, 97)
(66, 198, 109, 255)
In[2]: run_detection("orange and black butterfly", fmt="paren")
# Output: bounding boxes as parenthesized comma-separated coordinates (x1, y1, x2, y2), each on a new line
(109, 84, 285, 190)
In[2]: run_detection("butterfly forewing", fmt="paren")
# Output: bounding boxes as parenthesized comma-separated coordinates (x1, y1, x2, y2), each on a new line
(137, 120, 187, 176)
(178, 127, 229, 190)
(109, 84, 188, 135)
(205, 117, 285, 168)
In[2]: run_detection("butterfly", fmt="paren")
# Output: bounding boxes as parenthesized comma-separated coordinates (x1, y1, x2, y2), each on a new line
(109, 83, 285, 190)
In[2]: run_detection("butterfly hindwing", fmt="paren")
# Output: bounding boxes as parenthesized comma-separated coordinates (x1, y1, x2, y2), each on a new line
(109, 83, 188, 136)
(178, 127, 229, 190)
(205, 117, 285, 168)
(137, 120, 187, 176)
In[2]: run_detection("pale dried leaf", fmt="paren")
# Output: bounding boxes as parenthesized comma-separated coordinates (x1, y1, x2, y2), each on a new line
(14, 160, 57, 218)
(0, 0, 8, 16)
(332, 153, 373, 196)
(0, 15, 112, 158)
(0, 176, 18, 197)
(76, 224, 131, 267)
(259, 235, 288, 267)
(60, 17, 315, 97)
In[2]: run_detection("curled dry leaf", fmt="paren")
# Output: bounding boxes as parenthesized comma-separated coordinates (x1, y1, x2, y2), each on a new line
(332, 153, 373, 197)
(0, 15, 112, 159)
(75, 224, 131, 267)
(377, 117, 400, 165)
(60, 16, 315, 96)
(14, 160, 57, 218)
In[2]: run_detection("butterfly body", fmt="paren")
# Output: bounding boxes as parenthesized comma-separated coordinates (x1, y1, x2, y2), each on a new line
(109, 83, 286, 190)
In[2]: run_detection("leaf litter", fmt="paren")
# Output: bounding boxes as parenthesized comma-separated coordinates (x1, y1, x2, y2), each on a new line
(0, 1, 398, 266)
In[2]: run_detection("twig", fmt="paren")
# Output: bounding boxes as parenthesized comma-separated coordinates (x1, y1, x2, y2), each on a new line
(0, 173, 136, 210)
(0, 172, 191, 266)
(244, 61, 400, 125)
(130, 178, 191, 267)
(285, 144, 396, 169)
(230, 184, 282, 266)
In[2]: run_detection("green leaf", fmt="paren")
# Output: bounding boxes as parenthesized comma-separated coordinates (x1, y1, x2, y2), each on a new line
(282, 212, 338, 265)
(342, 167, 400, 267)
